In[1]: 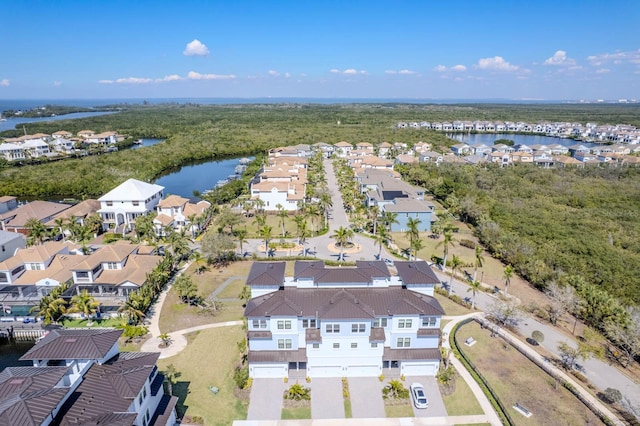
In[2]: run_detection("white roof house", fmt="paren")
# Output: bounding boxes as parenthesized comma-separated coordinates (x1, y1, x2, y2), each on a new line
(98, 179, 164, 233)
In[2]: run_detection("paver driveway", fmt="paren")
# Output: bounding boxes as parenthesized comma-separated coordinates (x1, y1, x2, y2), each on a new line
(310, 378, 345, 419)
(406, 376, 447, 417)
(349, 377, 386, 418)
(247, 378, 286, 420)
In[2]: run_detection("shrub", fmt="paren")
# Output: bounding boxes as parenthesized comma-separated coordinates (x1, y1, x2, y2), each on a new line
(437, 366, 456, 385)
(233, 365, 249, 389)
(531, 330, 544, 344)
(119, 324, 148, 339)
(382, 380, 409, 399)
(284, 383, 311, 401)
(460, 239, 476, 249)
(378, 374, 385, 382)
(572, 371, 588, 383)
(244, 377, 253, 390)
(601, 388, 622, 404)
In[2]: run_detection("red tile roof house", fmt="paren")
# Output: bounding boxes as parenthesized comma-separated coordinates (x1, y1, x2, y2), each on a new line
(0, 328, 177, 425)
(244, 260, 444, 379)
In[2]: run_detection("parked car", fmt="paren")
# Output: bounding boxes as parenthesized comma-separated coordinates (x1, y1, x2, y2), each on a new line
(410, 382, 428, 409)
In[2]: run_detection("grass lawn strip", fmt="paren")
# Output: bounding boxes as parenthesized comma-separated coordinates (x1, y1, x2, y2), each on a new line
(384, 404, 414, 417)
(458, 321, 604, 426)
(281, 407, 311, 419)
(216, 279, 246, 299)
(440, 372, 484, 416)
(157, 326, 247, 425)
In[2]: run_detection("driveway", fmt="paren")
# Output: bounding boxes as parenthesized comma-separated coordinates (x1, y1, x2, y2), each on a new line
(247, 378, 286, 420)
(309, 378, 345, 419)
(349, 377, 385, 418)
(405, 376, 447, 417)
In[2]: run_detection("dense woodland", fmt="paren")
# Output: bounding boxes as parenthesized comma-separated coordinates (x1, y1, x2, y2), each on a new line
(1, 103, 639, 314)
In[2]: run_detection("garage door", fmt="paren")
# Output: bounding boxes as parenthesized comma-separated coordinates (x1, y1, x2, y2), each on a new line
(401, 363, 437, 376)
(309, 366, 343, 378)
(346, 365, 379, 377)
(252, 365, 287, 378)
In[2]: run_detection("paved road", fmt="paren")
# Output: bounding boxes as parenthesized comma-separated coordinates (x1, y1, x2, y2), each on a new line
(310, 378, 345, 419)
(436, 268, 640, 411)
(406, 376, 447, 418)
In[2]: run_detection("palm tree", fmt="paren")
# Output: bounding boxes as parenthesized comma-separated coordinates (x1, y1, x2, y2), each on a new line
(318, 192, 333, 229)
(306, 203, 321, 235)
(369, 205, 380, 235)
(467, 280, 481, 309)
(258, 225, 273, 257)
(473, 245, 485, 283)
(69, 290, 100, 325)
(117, 291, 147, 325)
(234, 229, 248, 256)
(448, 254, 463, 296)
(163, 364, 180, 396)
(54, 217, 67, 242)
(30, 295, 67, 325)
(405, 217, 422, 260)
(436, 229, 457, 272)
(276, 204, 287, 237)
(503, 265, 514, 295)
(381, 211, 399, 236)
(375, 226, 389, 259)
(25, 217, 47, 246)
(331, 226, 354, 261)
(238, 285, 252, 306)
(253, 211, 267, 228)
(167, 229, 192, 267)
(159, 333, 173, 347)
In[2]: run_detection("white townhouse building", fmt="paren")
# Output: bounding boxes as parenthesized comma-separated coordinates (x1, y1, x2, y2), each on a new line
(98, 178, 164, 233)
(154, 195, 211, 237)
(0, 143, 26, 161)
(244, 260, 444, 379)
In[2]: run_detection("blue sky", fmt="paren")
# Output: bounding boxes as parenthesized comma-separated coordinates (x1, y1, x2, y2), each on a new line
(1, 0, 639, 100)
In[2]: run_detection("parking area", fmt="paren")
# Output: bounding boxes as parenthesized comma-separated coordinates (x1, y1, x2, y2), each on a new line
(309, 378, 345, 419)
(247, 378, 286, 420)
(405, 376, 447, 417)
(349, 377, 386, 418)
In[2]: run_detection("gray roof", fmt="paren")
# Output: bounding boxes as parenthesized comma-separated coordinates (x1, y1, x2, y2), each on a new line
(245, 287, 444, 319)
(248, 349, 307, 363)
(55, 352, 159, 425)
(294, 260, 390, 282)
(20, 329, 123, 361)
(246, 262, 286, 286)
(382, 347, 441, 361)
(383, 198, 434, 213)
(0, 366, 70, 426)
(395, 261, 440, 286)
(0, 230, 25, 245)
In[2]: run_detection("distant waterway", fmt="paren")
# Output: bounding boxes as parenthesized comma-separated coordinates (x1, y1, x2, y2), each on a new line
(0, 111, 116, 132)
(447, 133, 600, 149)
(130, 138, 164, 149)
(154, 156, 254, 201)
(0, 340, 34, 370)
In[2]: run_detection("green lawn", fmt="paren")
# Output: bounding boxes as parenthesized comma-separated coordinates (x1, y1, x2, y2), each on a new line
(217, 279, 246, 299)
(441, 374, 484, 415)
(344, 400, 352, 418)
(157, 326, 247, 425)
(434, 293, 472, 316)
(384, 403, 414, 417)
(281, 407, 311, 419)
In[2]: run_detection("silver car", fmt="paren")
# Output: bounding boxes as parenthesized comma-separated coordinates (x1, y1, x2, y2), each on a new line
(410, 382, 428, 409)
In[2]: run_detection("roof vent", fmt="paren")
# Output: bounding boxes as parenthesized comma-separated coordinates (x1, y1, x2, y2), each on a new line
(64, 338, 77, 343)
(355, 299, 359, 304)
(9, 379, 25, 385)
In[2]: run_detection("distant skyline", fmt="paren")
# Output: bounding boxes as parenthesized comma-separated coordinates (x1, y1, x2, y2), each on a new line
(1, 1, 639, 100)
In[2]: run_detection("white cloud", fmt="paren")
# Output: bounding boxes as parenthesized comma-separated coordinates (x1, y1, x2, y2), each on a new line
(544, 50, 576, 66)
(330, 68, 367, 75)
(386, 69, 418, 75)
(155, 74, 183, 82)
(385, 70, 397, 74)
(451, 65, 467, 72)
(268, 70, 280, 76)
(284, 72, 291, 78)
(434, 65, 447, 72)
(588, 49, 640, 66)
(187, 71, 236, 80)
(595, 68, 611, 74)
(476, 56, 519, 71)
(98, 79, 113, 84)
(100, 77, 153, 84)
(183, 39, 210, 56)
(53, 81, 62, 87)
(0, 79, 9, 86)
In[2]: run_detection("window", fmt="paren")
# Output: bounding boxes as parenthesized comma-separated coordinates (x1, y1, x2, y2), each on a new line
(252, 319, 267, 329)
(106, 201, 113, 207)
(397, 337, 411, 348)
(277, 320, 292, 330)
(398, 319, 412, 329)
(371, 343, 378, 348)
(312, 343, 320, 349)
(333, 343, 340, 349)
(76, 271, 89, 279)
(325, 324, 340, 333)
(302, 319, 317, 328)
(350, 342, 358, 349)
(373, 318, 388, 327)
(351, 323, 366, 333)
(422, 317, 437, 327)
(133, 201, 139, 206)
(0, 273, 7, 283)
(105, 262, 118, 270)
(278, 339, 292, 349)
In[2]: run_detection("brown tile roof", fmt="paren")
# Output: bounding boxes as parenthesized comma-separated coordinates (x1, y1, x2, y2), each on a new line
(0, 196, 16, 203)
(417, 328, 441, 337)
(395, 261, 440, 286)
(293, 260, 390, 282)
(305, 328, 322, 343)
(20, 329, 123, 361)
(383, 198, 434, 213)
(369, 327, 386, 343)
(95, 254, 162, 287)
(245, 286, 444, 319)
(382, 347, 441, 361)
(157, 195, 190, 208)
(150, 394, 178, 426)
(248, 349, 307, 363)
(246, 262, 286, 286)
(55, 352, 160, 425)
(0, 201, 72, 228)
(45, 199, 101, 226)
(0, 366, 70, 426)
(154, 213, 174, 227)
(248, 330, 273, 340)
